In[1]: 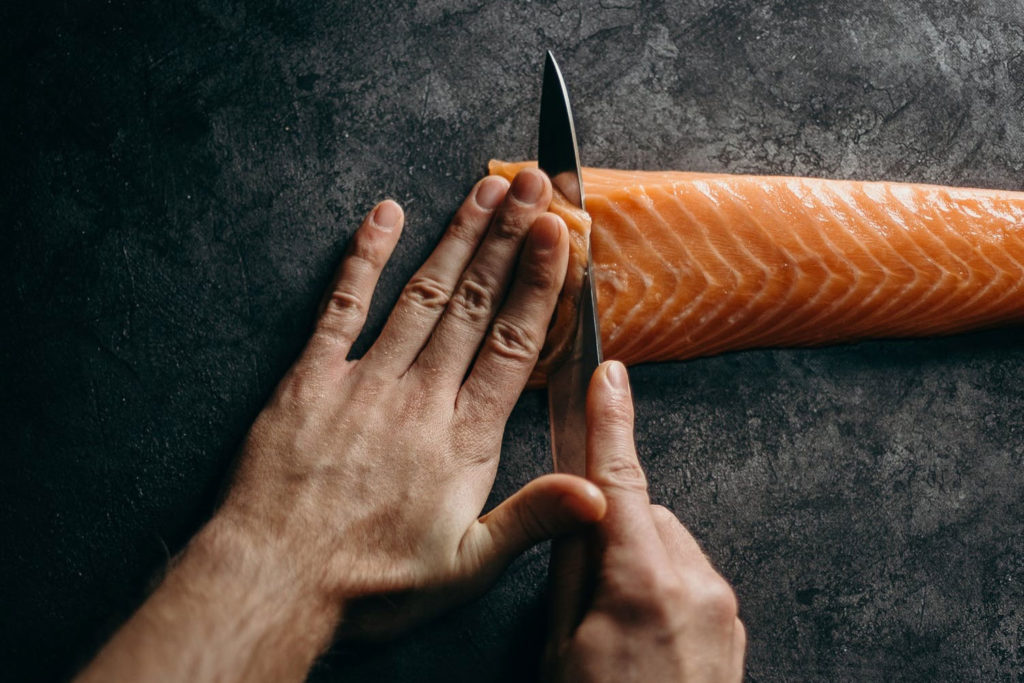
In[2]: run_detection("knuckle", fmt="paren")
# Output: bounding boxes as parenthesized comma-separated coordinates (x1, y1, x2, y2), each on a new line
(350, 362, 391, 391)
(690, 578, 739, 626)
(271, 365, 321, 408)
(651, 504, 678, 525)
(607, 562, 657, 605)
(596, 391, 634, 425)
(573, 613, 620, 655)
(446, 213, 483, 247)
(606, 565, 675, 623)
(350, 230, 389, 268)
(450, 278, 495, 322)
(319, 290, 365, 335)
(659, 578, 689, 610)
(486, 318, 540, 362)
(520, 256, 560, 291)
(601, 453, 648, 492)
(494, 210, 532, 240)
(326, 289, 364, 317)
(632, 575, 695, 628)
(402, 276, 450, 312)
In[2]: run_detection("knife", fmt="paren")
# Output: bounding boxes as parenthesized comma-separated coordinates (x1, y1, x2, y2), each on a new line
(539, 52, 603, 649)
(540, 51, 603, 477)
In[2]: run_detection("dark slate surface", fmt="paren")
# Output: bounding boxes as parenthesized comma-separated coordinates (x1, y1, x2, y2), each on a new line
(3, 1, 1023, 681)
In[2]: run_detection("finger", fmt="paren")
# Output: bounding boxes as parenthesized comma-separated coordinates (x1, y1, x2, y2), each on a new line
(362, 175, 510, 374)
(456, 213, 568, 419)
(650, 504, 717, 575)
(586, 361, 663, 552)
(311, 200, 403, 364)
(465, 473, 606, 575)
(415, 168, 552, 386)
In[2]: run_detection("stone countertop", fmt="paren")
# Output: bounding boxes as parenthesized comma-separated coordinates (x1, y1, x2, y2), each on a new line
(3, 1, 1022, 680)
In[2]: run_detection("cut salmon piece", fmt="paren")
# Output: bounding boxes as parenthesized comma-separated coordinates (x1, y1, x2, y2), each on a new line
(488, 160, 1024, 387)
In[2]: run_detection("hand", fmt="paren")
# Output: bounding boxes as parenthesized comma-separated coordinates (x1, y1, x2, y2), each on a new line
(76, 169, 608, 682)
(544, 361, 746, 683)
(219, 168, 608, 636)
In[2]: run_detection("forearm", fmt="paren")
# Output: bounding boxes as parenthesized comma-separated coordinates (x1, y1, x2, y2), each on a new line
(76, 516, 340, 683)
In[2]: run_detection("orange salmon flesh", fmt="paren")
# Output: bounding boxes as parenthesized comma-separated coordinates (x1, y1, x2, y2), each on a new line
(488, 160, 1024, 387)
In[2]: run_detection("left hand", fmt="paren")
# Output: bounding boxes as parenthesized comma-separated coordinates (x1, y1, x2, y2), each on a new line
(76, 168, 609, 683)
(216, 168, 606, 639)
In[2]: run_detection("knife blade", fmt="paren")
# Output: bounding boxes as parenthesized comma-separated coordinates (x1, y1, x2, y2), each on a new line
(539, 51, 603, 476)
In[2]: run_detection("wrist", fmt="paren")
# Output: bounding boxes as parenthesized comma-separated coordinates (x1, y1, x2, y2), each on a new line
(175, 513, 344, 668)
(77, 513, 345, 683)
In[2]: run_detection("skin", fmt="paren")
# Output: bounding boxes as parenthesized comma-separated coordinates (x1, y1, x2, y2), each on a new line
(545, 361, 746, 682)
(75, 168, 745, 682)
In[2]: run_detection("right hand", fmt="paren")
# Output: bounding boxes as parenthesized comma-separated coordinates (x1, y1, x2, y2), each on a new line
(544, 360, 746, 682)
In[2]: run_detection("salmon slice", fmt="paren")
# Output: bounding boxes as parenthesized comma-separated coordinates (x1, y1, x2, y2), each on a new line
(488, 160, 1024, 387)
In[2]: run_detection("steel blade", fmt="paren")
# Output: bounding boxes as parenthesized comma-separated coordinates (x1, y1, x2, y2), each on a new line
(539, 51, 602, 476)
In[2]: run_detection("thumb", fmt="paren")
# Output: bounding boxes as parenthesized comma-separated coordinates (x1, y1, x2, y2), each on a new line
(586, 360, 662, 548)
(469, 474, 606, 573)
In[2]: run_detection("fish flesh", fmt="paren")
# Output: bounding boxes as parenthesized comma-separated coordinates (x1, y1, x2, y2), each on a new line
(487, 160, 1024, 387)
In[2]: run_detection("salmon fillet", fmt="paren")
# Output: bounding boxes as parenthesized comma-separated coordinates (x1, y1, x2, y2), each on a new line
(488, 160, 1024, 387)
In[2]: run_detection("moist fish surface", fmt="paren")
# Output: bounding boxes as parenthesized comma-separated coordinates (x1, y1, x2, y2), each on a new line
(488, 160, 1024, 387)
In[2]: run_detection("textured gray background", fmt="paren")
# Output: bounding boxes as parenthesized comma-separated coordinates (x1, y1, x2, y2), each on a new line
(3, 1, 1023, 681)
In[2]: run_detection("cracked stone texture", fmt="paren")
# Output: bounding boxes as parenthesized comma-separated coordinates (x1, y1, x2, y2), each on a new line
(3, 1, 1023, 680)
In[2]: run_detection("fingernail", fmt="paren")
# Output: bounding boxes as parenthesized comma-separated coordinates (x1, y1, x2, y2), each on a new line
(532, 215, 562, 253)
(476, 176, 508, 210)
(512, 169, 544, 203)
(605, 361, 628, 392)
(373, 201, 401, 231)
